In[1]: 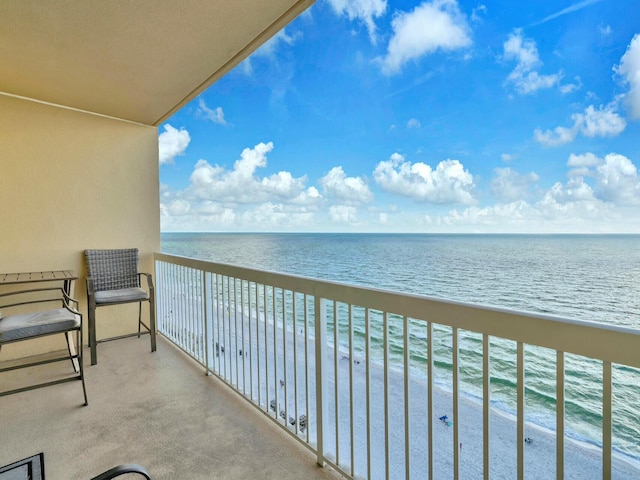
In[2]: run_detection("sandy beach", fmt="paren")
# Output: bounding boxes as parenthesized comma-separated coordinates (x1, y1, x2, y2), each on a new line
(210, 305, 640, 480)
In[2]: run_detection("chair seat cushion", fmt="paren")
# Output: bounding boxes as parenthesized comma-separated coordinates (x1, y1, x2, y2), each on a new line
(0, 308, 80, 343)
(95, 287, 149, 304)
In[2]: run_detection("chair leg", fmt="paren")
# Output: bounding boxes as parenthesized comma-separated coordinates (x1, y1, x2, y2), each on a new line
(88, 305, 98, 366)
(149, 297, 156, 353)
(138, 302, 142, 338)
(78, 328, 88, 406)
(64, 331, 80, 373)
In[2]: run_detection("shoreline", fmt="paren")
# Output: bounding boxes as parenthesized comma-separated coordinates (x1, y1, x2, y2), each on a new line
(212, 308, 640, 479)
(325, 348, 640, 479)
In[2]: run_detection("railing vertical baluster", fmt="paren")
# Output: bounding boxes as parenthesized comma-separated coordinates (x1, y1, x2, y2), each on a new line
(427, 321, 433, 480)
(248, 281, 253, 400)
(283, 289, 288, 426)
(169, 263, 173, 334)
(556, 350, 564, 480)
(349, 304, 355, 477)
(170, 264, 176, 344)
(241, 280, 246, 395)
(185, 268, 198, 358)
(315, 297, 327, 467)
(194, 269, 200, 361)
(517, 342, 524, 480)
(365, 308, 372, 480)
(483, 334, 490, 480)
(404, 316, 410, 480)
(222, 276, 228, 381)
(304, 294, 310, 444)
(293, 293, 299, 435)
(180, 266, 185, 345)
(333, 300, 340, 466)
(603, 360, 612, 480)
(453, 327, 460, 479)
(185, 267, 191, 352)
(272, 286, 278, 418)
(384, 311, 390, 480)
(256, 282, 261, 407)
(176, 265, 181, 344)
(183, 267, 188, 352)
(175, 265, 181, 346)
(175, 264, 180, 343)
(203, 270, 209, 374)
(234, 278, 239, 388)
(216, 273, 222, 375)
(263, 284, 269, 414)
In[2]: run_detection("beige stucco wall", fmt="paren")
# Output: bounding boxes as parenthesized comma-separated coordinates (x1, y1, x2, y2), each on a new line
(0, 94, 160, 359)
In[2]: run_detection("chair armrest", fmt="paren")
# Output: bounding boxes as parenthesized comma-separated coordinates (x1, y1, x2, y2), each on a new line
(138, 273, 154, 291)
(61, 289, 81, 313)
(90, 464, 151, 480)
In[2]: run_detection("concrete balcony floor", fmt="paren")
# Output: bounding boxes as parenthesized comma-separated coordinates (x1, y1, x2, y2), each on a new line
(0, 336, 341, 480)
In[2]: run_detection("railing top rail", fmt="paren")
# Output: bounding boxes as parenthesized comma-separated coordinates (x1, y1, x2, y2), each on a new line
(155, 252, 640, 368)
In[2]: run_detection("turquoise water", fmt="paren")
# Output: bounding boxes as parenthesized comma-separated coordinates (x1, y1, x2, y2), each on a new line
(161, 232, 640, 461)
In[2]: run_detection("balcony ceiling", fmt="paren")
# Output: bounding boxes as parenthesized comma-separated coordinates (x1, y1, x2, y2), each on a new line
(0, 0, 313, 126)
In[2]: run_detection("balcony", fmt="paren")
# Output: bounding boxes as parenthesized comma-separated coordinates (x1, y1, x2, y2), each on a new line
(2, 253, 640, 480)
(153, 253, 640, 480)
(0, 335, 340, 480)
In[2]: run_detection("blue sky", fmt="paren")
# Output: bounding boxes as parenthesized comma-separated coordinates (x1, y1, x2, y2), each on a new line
(159, 0, 640, 233)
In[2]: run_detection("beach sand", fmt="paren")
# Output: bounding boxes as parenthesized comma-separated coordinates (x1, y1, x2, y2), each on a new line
(211, 308, 640, 480)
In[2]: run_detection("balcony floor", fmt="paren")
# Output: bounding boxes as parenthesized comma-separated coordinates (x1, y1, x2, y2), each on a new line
(0, 336, 341, 480)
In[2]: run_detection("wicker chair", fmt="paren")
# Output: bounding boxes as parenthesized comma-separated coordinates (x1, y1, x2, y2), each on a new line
(85, 249, 156, 365)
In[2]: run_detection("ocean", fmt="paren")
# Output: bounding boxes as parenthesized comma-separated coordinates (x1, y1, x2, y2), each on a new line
(161, 232, 640, 463)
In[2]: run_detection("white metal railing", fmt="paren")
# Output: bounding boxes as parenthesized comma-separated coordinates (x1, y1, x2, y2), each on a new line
(154, 252, 640, 480)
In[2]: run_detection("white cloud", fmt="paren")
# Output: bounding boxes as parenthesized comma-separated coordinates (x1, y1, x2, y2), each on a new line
(158, 124, 191, 165)
(160, 142, 324, 231)
(533, 125, 576, 147)
(329, 205, 359, 223)
(397, 152, 640, 233)
(255, 28, 301, 58)
(544, 177, 596, 203)
(373, 152, 476, 204)
(501, 153, 517, 162)
(320, 166, 373, 204)
(188, 142, 320, 205)
(503, 30, 561, 94)
(197, 99, 226, 125)
(595, 153, 640, 205)
(614, 34, 640, 119)
(379, 0, 472, 76)
(470, 4, 487, 22)
(162, 199, 191, 216)
(560, 76, 582, 95)
(490, 167, 539, 202)
(441, 175, 636, 234)
(534, 103, 626, 146)
(563, 152, 640, 205)
(238, 202, 317, 229)
(576, 104, 627, 137)
(567, 152, 600, 177)
(242, 28, 301, 75)
(407, 118, 421, 128)
(326, 0, 387, 44)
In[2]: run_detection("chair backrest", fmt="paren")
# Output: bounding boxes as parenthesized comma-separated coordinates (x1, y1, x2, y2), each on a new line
(85, 248, 140, 292)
